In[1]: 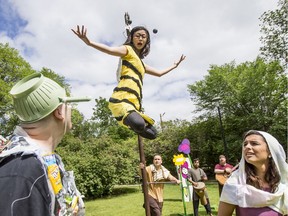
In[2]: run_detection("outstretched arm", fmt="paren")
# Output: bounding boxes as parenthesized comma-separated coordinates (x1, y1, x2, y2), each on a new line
(71, 25, 127, 57)
(168, 174, 181, 184)
(187, 178, 198, 187)
(145, 54, 186, 77)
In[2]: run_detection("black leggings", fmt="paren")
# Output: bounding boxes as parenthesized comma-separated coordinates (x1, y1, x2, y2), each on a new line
(123, 111, 157, 139)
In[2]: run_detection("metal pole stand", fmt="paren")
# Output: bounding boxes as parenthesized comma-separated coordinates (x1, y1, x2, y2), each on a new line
(138, 135, 150, 216)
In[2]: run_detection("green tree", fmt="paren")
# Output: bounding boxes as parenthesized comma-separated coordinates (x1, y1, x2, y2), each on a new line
(90, 97, 116, 137)
(188, 58, 287, 156)
(143, 119, 193, 176)
(90, 97, 134, 139)
(259, 0, 288, 68)
(0, 43, 35, 135)
(57, 134, 139, 199)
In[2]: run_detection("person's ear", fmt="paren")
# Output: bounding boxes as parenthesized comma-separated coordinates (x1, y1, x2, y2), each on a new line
(53, 105, 64, 120)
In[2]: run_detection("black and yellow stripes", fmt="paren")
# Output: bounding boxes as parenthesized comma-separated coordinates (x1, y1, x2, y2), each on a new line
(108, 45, 148, 125)
(121, 60, 144, 85)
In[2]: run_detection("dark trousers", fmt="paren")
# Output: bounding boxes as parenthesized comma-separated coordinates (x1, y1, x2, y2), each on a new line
(144, 195, 163, 216)
(218, 183, 223, 196)
(124, 111, 157, 139)
(193, 197, 212, 216)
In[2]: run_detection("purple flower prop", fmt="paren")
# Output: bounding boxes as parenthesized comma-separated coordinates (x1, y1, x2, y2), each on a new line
(178, 138, 190, 154)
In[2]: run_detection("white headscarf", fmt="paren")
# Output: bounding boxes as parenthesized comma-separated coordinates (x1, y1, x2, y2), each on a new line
(220, 130, 288, 214)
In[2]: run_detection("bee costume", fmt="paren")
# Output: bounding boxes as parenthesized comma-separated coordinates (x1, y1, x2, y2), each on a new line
(108, 45, 157, 139)
(109, 45, 154, 124)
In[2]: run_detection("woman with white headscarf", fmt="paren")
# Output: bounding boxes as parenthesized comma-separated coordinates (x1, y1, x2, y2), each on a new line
(218, 130, 288, 216)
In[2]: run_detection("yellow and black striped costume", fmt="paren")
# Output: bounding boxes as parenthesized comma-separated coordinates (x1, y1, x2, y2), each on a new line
(108, 45, 154, 127)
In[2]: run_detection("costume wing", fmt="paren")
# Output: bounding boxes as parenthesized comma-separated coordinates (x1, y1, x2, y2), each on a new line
(116, 58, 122, 82)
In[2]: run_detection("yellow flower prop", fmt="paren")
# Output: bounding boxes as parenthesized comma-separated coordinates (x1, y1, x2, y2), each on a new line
(173, 154, 186, 166)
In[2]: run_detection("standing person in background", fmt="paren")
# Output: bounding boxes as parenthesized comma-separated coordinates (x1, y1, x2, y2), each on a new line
(214, 155, 234, 196)
(187, 158, 213, 216)
(218, 130, 288, 216)
(140, 154, 181, 216)
(72, 25, 185, 140)
(0, 73, 90, 216)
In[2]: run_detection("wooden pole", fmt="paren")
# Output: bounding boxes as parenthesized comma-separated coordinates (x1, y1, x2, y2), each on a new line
(138, 135, 150, 216)
(147, 182, 176, 184)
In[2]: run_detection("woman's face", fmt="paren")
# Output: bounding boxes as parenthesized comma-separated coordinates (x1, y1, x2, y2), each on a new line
(243, 134, 270, 167)
(132, 30, 148, 51)
(153, 155, 162, 168)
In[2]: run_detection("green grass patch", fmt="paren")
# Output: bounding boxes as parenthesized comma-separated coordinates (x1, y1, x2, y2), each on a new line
(85, 182, 221, 216)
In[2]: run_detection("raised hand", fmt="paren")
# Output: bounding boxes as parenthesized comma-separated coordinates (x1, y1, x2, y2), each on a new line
(174, 54, 186, 68)
(71, 25, 91, 45)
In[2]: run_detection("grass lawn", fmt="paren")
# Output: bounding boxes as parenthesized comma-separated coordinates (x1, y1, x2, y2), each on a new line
(85, 182, 222, 216)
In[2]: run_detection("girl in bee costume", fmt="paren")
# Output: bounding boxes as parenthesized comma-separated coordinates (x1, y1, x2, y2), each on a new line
(72, 23, 185, 139)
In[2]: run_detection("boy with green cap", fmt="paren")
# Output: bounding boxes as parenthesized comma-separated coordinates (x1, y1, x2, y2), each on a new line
(0, 73, 90, 216)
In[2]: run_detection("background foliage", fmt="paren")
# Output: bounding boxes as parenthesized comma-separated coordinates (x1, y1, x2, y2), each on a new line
(259, 0, 287, 69)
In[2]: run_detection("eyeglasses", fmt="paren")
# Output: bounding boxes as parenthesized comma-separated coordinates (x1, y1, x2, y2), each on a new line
(134, 33, 147, 39)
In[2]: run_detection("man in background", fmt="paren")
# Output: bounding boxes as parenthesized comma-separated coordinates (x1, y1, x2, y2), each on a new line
(214, 155, 234, 196)
(187, 158, 213, 216)
(140, 154, 181, 216)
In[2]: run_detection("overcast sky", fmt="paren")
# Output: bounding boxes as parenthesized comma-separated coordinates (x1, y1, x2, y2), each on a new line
(0, 0, 278, 123)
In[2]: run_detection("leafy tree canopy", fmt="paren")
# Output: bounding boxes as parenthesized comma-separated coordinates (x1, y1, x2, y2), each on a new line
(259, 0, 288, 68)
(188, 58, 287, 148)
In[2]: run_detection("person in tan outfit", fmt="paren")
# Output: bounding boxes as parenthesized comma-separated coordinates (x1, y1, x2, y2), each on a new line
(140, 154, 180, 216)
